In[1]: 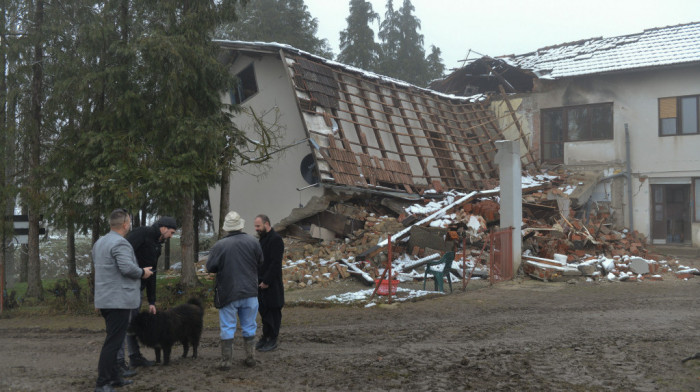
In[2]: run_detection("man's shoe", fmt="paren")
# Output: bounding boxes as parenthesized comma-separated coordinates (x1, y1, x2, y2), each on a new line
(117, 360, 137, 377)
(129, 354, 154, 367)
(258, 337, 278, 352)
(255, 336, 268, 350)
(110, 378, 134, 387)
(94, 385, 116, 392)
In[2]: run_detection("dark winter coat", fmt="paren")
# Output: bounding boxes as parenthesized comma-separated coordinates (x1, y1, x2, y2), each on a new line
(258, 228, 285, 308)
(206, 231, 262, 308)
(126, 224, 163, 305)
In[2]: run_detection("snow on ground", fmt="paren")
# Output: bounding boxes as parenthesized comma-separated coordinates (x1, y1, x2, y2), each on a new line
(324, 287, 440, 307)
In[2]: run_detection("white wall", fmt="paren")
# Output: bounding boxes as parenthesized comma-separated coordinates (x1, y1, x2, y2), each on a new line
(209, 53, 323, 232)
(516, 65, 700, 243)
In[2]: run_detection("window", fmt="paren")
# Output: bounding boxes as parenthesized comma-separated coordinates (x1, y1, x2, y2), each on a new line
(659, 95, 700, 136)
(230, 63, 258, 104)
(540, 103, 613, 162)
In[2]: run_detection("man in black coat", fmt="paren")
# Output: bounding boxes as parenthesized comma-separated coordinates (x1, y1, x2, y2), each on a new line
(254, 214, 285, 352)
(117, 216, 177, 371)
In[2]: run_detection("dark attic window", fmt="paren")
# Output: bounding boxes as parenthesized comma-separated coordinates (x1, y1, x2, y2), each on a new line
(230, 63, 258, 104)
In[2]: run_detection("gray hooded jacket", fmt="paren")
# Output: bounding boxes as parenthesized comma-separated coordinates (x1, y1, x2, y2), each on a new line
(206, 231, 262, 308)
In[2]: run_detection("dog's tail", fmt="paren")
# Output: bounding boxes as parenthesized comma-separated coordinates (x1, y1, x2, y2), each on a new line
(187, 297, 203, 310)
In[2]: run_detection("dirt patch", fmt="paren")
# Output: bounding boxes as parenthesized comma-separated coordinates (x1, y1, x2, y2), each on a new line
(2, 273, 699, 392)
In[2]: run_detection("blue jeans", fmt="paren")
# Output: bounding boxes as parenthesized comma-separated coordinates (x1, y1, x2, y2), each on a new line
(219, 296, 258, 340)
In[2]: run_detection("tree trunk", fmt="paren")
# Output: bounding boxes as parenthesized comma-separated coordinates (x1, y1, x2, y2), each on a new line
(89, 194, 101, 299)
(179, 195, 198, 286)
(0, 0, 7, 303)
(67, 220, 76, 278)
(25, 0, 44, 300)
(163, 238, 170, 270)
(218, 166, 230, 239)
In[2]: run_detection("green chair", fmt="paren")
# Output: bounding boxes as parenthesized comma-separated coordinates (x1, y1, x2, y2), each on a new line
(423, 251, 455, 293)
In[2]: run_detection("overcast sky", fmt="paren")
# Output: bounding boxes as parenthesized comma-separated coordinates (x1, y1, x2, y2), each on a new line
(305, 0, 700, 71)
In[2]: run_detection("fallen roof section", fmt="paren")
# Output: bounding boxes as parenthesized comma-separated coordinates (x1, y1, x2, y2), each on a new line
(217, 40, 538, 194)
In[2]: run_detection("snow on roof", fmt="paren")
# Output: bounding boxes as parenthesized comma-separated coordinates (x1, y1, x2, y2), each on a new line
(214, 39, 487, 103)
(500, 22, 700, 79)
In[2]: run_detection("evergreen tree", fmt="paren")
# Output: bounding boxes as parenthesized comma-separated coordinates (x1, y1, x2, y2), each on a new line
(377, 0, 443, 86)
(137, 0, 252, 286)
(395, 0, 427, 83)
(337, 0, 380, 71)
(24, 0, 45, 300)
(217, 0, 333, 59)
(377, 0, 400, 76)
(426, 44, 445, 82)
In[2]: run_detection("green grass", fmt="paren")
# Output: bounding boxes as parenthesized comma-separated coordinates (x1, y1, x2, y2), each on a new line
(3, 265, 216, 318)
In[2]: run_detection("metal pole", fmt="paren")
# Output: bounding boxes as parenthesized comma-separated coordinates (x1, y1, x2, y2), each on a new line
(387, 234, 392, 304)
(625, 124, 633, 230)
(461, 237, 467, 291)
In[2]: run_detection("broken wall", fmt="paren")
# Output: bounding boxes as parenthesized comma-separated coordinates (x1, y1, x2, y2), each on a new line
(211, 52, 324, 231)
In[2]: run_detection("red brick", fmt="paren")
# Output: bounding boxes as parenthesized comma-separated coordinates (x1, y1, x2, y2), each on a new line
(412, 246, 421, 257)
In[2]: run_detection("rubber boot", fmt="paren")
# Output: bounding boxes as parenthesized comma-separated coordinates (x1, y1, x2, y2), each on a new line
(218, 339, 233, 370)
(243, 336, 256, 367)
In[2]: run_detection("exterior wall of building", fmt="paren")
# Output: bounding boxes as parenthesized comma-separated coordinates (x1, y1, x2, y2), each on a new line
(209, 53, 324, 232)
(494, 65, 700, 245)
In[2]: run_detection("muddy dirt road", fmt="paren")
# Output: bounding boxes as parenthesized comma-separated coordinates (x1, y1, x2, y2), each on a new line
(1, 278, 699, 392)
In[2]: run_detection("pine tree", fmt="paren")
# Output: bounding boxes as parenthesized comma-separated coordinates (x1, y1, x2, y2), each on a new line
(24, 0, 45, 300)
(337, 0, 380, 71)
(218, 0, 333, 59)
(377, 0, 400, 77)
(426, 45, 446, 83)
(394, 0, 427, 85)
(377, 0, 441, 86)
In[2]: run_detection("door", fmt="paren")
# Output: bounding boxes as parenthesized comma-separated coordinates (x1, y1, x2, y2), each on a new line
(651, 184, 691, 243)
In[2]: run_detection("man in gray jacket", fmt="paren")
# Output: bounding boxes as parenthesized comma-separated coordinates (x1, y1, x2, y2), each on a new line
(93, 209, 153, 392)
(206, 210, 262, 369)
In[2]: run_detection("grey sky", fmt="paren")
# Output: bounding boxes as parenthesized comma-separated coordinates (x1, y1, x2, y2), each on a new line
(306, 0, 700, 71)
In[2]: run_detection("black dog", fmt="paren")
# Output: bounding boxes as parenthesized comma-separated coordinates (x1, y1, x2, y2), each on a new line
(128, 298, 204, 365)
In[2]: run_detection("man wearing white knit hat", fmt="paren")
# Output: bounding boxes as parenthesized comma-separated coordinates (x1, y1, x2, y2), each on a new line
(206, 211, 263, 369)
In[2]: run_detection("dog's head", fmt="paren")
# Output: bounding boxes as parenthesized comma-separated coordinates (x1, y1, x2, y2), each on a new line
(127, 311, 160, 345)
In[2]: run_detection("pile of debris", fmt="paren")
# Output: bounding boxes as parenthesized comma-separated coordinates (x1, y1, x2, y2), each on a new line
(193, 172, 698, 289)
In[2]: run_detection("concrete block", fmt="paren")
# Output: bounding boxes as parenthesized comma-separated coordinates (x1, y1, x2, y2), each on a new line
(553, 253, 568, 265)
(628, 257, 650, 275)
(310, 224, 335, 243)
(408, 226, 453, 252)
(577, 263, 597, 275)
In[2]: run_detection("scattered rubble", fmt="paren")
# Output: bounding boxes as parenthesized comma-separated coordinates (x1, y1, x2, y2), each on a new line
(189, 172, 697, 290)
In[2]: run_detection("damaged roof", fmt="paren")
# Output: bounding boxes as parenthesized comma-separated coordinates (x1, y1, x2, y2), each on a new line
(217, 40, 535, 193)
(501, 21, 700, 79)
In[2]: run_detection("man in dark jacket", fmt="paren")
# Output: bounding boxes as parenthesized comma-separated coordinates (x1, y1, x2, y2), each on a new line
(206, 211, 262, 369)
(117, 216, 177, 371)
(254, 214, 285, 352)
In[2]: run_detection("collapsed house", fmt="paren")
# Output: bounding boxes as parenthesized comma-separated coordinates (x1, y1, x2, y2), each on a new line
(205, 25, 700, 290)
(210, 40, 535, 236)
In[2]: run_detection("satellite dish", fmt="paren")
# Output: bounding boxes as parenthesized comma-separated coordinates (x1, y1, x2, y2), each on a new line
(300, 154, 319, 185)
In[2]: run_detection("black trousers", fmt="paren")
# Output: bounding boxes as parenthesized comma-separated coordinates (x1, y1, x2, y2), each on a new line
(259, 305, 282, 339)
(97, 308, 130, 387)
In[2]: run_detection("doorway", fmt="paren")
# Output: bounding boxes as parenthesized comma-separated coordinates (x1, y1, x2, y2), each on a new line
(651, 184, 691, 244)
